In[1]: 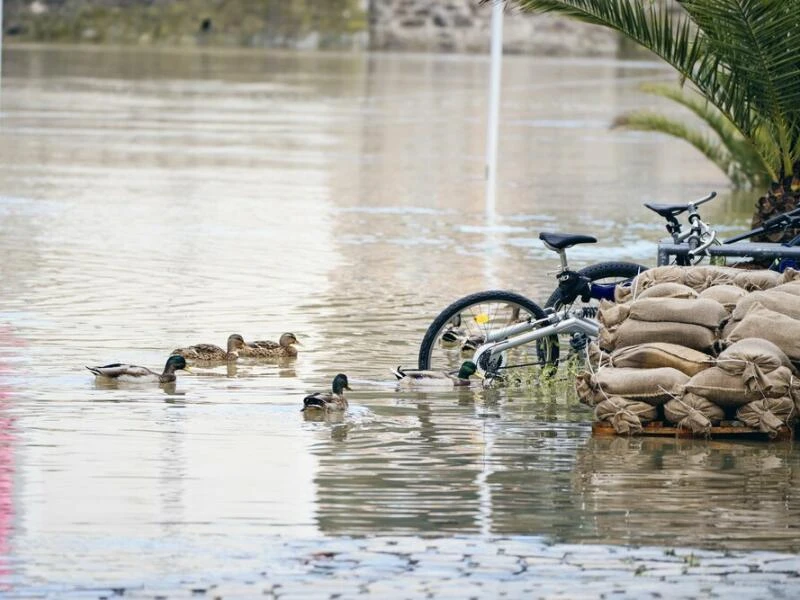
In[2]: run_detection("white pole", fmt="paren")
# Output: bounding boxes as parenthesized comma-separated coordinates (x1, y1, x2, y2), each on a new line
(0, 0, 4, 96)
(485, 1, 503, 216)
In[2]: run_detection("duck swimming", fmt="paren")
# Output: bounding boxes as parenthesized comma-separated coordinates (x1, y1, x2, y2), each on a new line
(171, 334, 247, 361)
(391, 361, 482, 387)
(440, 315, 466, 348)
(86, 355, 190, 384)
(302, 373, 350, 412)
(241, 332, 300, 358)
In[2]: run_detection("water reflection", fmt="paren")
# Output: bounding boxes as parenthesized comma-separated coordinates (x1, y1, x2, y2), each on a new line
(0, 43, 792, 594)
(573, 437, 800, 551)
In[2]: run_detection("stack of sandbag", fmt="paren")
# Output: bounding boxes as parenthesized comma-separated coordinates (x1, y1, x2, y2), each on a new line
(614, 264, 787, 304)
(722, 291, 800, 352)
(581, 264, 800, 437)
(598, 296, 727, 353)
(684, 338, 799, 437)
(579, 341, 716, 434)
(576, 365, 689, 434)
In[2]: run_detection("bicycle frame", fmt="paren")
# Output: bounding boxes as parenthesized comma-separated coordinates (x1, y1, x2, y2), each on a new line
(471, 308, 600, 374)
(654, 199, 800, 267)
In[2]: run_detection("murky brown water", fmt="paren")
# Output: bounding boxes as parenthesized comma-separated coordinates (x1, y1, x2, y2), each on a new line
(0, 45, 798, 595)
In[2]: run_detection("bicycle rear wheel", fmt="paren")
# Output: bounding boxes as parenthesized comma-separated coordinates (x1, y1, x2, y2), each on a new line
(417, 291, 550, 373)
(542, 261, 647, 365)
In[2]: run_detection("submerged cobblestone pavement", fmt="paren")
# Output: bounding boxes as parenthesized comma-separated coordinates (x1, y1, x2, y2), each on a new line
(11, 536, 800, 599)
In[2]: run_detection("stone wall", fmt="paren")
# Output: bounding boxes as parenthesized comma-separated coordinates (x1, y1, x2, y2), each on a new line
(368, 1, 620, 56)
(3, 0, 683, 55)
(3, 0, 370, 49)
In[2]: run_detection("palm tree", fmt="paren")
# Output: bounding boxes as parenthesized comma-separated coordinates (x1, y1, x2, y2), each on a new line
(612, 83, 772, 189)
(513, 0, 800, 241)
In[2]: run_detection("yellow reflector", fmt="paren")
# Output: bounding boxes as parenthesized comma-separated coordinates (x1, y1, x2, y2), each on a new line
(474, 314, 490, 324)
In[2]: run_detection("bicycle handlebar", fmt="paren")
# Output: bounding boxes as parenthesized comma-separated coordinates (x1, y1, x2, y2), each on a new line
(689, 230, 718, 256)
(689, 191, 717, 208)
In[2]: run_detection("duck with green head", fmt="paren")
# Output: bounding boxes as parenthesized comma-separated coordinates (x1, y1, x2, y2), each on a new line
(171, 334, 247, 361)
(391, 361, 483, 387)
(302, 374, 350, 412)
(241, 332, 300, 358)
(86, 355, 190, 384)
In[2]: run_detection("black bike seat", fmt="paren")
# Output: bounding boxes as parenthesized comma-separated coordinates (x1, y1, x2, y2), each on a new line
(644, 202, 690, 218)
(539, 232, 597, 250)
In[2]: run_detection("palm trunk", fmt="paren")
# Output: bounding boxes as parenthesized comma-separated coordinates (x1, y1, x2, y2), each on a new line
(750, 163, 800, 243)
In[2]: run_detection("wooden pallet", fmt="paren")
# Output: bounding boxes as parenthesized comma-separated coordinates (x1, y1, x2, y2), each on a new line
(592, 420, 794, 441)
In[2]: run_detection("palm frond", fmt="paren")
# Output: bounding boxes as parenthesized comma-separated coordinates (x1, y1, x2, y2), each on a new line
(679, 0, 800, 174)
(612, 111, 761, 188)
(637, 83, 774, 183)
(516, 0, 800, 180)
(516, 1, 714, 90)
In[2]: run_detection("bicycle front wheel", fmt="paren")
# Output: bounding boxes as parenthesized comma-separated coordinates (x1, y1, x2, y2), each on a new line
(417, 290, 551, 373)
(543, 261, 648, 364)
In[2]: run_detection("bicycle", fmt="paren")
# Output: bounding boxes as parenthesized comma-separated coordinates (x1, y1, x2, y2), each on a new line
(649, 191, 800, 268)
(416, 234, 648, 378)
(416, 190, 800, 382)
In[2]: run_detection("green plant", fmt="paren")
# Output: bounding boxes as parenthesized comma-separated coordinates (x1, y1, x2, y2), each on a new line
(512, 0, 800, 239)
(612, 83, 772, 189)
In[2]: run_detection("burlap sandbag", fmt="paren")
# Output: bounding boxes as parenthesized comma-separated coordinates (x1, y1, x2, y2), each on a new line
(777, 267, 800, 284)
(685, 365, 794, 407)
(594, 396, 658, 435)
(600, 319, 717, 353)
(726, 303, 800, 360)
(733, 269, 781, 291)
(592, 366, 689, 405)
(638, 282, 699, 300)
(716, 338, 795, 387)
(771, 282, 800, 296)
(575, 371, 603, 407)
(598, 300, 631, 330)
(730, 290, 800, 323)
(610, 342, 713, 376)
(664, 392, 725, 435)
(615, 266, 686, 303)
(628, 297, 727, 329)
(683, 266, 739, 292)
(698, 285, 747, 313)
(736, 397, 796, 437)
(586, 341, 611, 369)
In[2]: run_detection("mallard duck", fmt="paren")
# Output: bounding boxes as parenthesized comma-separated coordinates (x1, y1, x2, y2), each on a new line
(460, 335, 486, 356)
(391, 360, 483, 387)
(241, 332, 300, 358)
(441, 315, 466, 348)
(86, 355, 190, 383)
(171, 334, 246, 361)
(302, 374, 350, 412)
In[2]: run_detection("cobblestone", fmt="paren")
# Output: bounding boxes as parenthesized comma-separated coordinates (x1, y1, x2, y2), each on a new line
(6, 536, 800, 599)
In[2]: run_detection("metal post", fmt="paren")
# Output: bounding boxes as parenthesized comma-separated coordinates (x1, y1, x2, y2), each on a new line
(485, 1, 503, 216)
(0, 0, 4, 102)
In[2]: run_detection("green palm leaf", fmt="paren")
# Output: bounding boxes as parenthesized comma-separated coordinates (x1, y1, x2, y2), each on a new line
(516, 0, 800, 181)
(613, 83, 771, 187)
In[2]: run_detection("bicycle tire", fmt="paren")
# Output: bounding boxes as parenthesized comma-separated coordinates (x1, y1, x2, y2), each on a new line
(417, 290, 548, 371)
(542, 261, 648, 364)
(544, 261, 648, 308)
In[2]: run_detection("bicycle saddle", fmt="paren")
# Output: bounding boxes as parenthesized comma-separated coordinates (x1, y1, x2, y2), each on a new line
(644, 202, 691, 218)
(539, 232, 597, 250)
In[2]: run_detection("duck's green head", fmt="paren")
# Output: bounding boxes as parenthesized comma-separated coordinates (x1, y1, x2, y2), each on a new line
(332, 373, 351, 395)
(166, 355, 190, 373)
(457, 361, 481, 380)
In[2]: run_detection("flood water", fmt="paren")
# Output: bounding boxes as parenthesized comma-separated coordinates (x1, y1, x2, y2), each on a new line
(1, 45, 799, 597)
